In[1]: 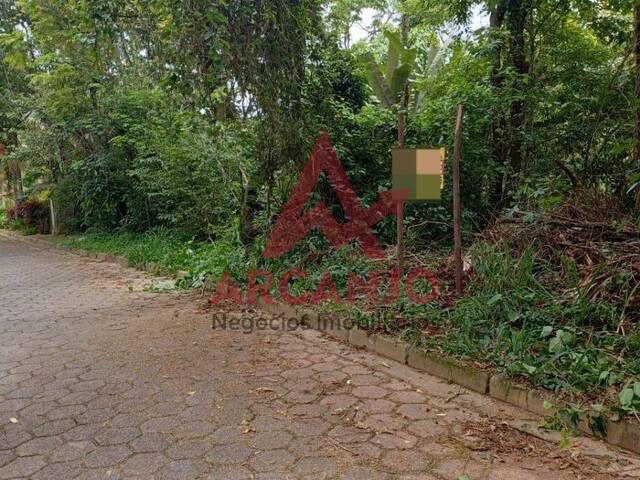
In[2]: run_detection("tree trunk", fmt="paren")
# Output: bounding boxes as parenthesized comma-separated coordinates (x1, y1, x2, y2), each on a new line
(398, 14, 410, 149)
(13, 163, 22, 203)
(398, 112, 406, 149)
(634, 2, 640, 210)
(396, 13, 410, 276)
(6, 133, 22, 204)
(0, 144, 6, 209)
(489, 1, 507, 208)
(507, 0, 529, 194)
(0, 174, 6, 210)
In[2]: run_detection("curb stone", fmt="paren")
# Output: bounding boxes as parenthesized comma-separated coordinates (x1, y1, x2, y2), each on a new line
(408, 350, 489, 394)
(489, 375, 558, 417)
(490, 375, 529, 409)
(607, 418, 640, 454)
(3, 230, 639, 456)
(348, 327, 376, 349)
(263, 300, 640, 455)
(373, 334, 408, 364)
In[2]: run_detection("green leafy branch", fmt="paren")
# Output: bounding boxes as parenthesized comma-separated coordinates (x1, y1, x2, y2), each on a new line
(362, 30, 416, 109)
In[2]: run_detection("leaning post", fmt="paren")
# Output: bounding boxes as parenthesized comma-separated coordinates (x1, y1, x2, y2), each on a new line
(453, 104, 464, 295)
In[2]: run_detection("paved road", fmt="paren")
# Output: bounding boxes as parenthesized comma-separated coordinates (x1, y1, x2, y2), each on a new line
(1, 234, 639, 479)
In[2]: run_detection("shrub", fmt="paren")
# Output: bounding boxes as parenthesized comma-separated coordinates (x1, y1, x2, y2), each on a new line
(5, 205, 17, 222)
(50, 177, 81, 233)
(7, 198, 51, 234)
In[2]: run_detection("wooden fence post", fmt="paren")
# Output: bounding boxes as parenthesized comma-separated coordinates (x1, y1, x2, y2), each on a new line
(453, 104, 464, 295)
(397, 201, 404, 277)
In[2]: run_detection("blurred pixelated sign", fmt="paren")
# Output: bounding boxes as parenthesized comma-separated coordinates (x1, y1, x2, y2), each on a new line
(392, 149, 445, 202)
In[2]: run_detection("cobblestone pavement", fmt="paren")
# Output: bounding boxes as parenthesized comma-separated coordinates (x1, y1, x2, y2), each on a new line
(2, 234, 640, 480)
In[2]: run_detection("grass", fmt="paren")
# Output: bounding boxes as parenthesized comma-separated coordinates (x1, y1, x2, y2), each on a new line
(319, 241, 640, 424)
(4, 217, 38, 235)
(53, 226, 255, 289)
(441, 244, 640, 396)
(54, 228, 189, 270)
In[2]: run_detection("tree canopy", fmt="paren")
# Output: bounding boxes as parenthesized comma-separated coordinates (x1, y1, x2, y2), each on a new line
(0, 0, 638, 236)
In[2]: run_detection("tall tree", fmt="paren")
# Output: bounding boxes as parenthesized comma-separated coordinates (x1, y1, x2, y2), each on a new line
(398, 13, 410, 148)
(0, 0, 30, 203)
(506, 0, 529, 184)
(489, 0, 508, 206)
(635, 1, 640, 209)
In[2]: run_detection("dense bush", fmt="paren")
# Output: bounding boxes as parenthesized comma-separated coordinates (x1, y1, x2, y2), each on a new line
(34, 88, 248, 239)
(50, 177, 81, 234)
(5, 198, 50, 234)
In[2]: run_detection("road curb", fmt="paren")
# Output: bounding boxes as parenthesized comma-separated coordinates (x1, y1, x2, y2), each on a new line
(263, 301, 640, 455)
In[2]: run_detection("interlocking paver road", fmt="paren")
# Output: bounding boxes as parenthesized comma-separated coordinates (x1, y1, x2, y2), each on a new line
(1, 234, 640, 479)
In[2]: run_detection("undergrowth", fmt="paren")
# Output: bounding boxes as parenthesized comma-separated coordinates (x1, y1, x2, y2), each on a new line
(53, 226, 254, 288)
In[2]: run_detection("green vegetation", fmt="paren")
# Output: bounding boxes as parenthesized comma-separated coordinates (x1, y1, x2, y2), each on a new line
(54, 227, 253, 289)
(1, 0, 639, 427)
(2, 197, 50, 234)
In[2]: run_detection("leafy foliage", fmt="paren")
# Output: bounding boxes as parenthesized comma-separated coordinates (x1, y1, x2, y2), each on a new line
(363, 30, 417, 108)
(4, 197, 49, 234)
